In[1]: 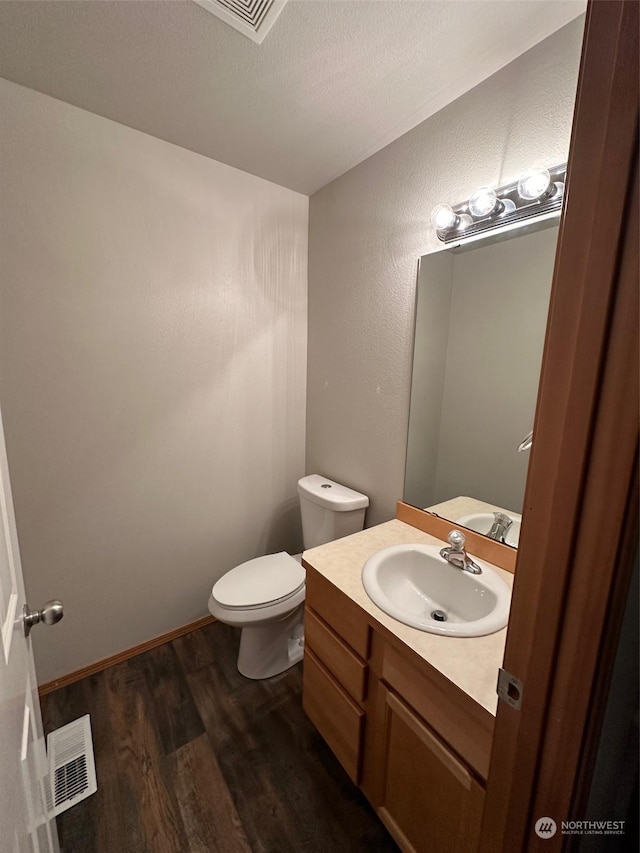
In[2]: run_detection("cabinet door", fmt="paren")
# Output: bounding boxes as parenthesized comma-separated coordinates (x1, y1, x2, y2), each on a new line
(376, 686, 484, 853)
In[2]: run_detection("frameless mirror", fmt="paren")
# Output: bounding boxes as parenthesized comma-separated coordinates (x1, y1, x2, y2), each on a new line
(403, 221, 559, 547)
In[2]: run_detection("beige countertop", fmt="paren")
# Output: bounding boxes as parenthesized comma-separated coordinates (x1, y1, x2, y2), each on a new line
(303, 518, 513, 716)
(427, 495, 522, 523)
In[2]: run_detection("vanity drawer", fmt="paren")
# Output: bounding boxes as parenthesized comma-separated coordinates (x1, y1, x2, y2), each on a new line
(304, 565, 370, 659)
(305, 607, 368, 703)
(381, 642, 494, 781)
(303, 648, 364, 784)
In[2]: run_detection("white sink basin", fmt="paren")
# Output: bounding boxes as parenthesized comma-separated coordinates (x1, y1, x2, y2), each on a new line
(361, 543, 510, 636)
(456, 512, 521, 547)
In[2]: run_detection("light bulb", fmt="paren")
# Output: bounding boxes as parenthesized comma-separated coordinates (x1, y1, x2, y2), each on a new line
(430, 203, 457, 231)
(499, 199, 517, 216)
(468, 187, 500, 218)
(518, 168, 552, 201)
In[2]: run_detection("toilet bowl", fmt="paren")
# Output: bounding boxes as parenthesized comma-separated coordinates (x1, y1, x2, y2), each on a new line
(208, 551, 306, 680)
(208, 475, 369, 679)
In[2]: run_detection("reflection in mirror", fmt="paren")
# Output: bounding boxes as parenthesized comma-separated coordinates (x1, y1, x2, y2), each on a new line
(403, 221, 559, 547)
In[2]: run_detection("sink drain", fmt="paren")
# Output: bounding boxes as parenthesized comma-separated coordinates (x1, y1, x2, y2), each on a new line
(431, 609, 448, 622)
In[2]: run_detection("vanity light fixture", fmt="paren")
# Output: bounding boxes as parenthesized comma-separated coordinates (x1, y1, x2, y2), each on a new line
(518, 167, 555, 201)
(430, 203, 473, 233)
(468, 187, 515, 219)
(432, 163, 566, 243)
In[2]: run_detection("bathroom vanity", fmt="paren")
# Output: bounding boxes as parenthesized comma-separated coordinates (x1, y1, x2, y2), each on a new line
(301, 518, 513, 853)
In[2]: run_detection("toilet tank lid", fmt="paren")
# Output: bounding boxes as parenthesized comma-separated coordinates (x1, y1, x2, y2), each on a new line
(297, 475, 369, 511)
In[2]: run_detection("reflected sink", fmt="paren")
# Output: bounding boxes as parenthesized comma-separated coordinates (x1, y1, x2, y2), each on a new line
(361, 543, 510, 636)
(456, 512, 521, 547)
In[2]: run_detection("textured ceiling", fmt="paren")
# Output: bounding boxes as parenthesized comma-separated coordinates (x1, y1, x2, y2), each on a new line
(0, 0, 586, 194)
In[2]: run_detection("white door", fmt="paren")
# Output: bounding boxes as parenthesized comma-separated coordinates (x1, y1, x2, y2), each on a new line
(0, 404, 60, 853)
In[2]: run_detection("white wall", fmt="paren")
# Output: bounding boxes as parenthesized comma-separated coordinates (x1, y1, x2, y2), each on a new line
(0, 79, 308, 683)
(306, 18, 584, 526)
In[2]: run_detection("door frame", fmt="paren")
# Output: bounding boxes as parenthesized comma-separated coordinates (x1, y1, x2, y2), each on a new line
(479, 1, 639, 849)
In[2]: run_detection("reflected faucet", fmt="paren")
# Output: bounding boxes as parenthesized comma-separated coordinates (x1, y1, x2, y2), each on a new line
(487, 512, 513, 544)
(440, 530, 482, 575)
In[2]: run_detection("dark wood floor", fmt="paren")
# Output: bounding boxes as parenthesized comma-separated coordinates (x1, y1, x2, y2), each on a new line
(41, 621, 399, 853)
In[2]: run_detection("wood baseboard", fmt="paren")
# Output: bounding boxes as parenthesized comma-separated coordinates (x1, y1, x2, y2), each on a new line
(38, 615, 216, 696)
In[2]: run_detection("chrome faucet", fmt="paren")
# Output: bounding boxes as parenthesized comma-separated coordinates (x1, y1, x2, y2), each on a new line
(439, 530, 482, 575)
(487, 512, 513, 544)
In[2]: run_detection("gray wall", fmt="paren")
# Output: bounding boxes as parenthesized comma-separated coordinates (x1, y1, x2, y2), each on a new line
(404, 252, 454, 508)
(0, 79, 308, 683)
(433, 226, 558, 511)
(306, 18, 584, 526)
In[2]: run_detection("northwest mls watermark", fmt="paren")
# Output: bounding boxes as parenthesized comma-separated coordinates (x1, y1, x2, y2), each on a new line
(535, 817, 626, 839)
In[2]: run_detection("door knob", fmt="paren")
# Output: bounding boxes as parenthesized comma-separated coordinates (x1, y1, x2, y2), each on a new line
(23, 600, 64, 638)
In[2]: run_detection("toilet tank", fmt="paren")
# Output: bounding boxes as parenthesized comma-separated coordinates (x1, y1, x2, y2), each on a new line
(297, 475, 369, 550)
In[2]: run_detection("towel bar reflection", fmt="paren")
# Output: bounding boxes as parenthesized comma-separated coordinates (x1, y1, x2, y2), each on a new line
(518, 430, 533, 452)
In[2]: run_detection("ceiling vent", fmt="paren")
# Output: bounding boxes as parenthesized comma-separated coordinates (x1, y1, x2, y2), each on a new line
(193, 0, 288, 44)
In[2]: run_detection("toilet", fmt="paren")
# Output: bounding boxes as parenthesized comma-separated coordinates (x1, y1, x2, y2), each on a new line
(208, 474, 369, 679)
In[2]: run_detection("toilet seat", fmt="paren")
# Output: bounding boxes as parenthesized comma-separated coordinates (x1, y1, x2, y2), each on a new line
(212, 551, 305, 611)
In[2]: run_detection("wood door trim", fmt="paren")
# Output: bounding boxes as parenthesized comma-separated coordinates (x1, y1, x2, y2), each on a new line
(479, 1, 639, 849)
(38, 615, 216, 696)
(569, 461, 639, 825)
(528, 154, 639, 834)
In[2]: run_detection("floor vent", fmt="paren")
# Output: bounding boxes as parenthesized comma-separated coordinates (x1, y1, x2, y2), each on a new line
(193, 0, 288, 44)
(46, 715, 97, 816)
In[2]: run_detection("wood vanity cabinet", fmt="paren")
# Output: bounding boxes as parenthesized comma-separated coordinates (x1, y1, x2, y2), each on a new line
(302, 572, 370, 784)
(302, 564, 490, 853)
(374, 685, 485, 853)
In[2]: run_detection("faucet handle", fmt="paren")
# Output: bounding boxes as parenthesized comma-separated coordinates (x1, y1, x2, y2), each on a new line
(447, 530, 466, 550)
